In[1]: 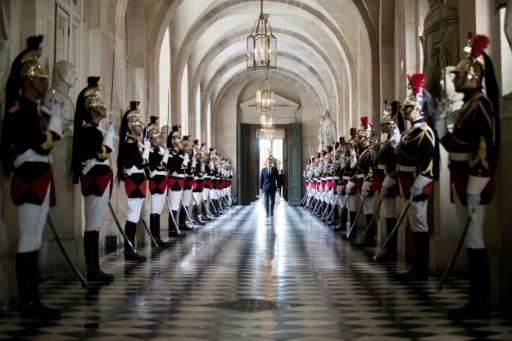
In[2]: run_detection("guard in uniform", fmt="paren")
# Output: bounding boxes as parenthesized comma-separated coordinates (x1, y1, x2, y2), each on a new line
(397, 73, 436, 281)
(201, 144, 214, 220)
(440, 34, 499, 319)
(191, 140, 206, 224)
(356, 117, 378, 246)
(71, 77, 115, 284)
(1, 36, 62, 320)
(179, 135, 194, 231)
(117, 101, 149, 261)
(146, 123, 171, 248)
(344, 128, 360, 240)
(375, 103, 401, 260)
(166, 126, 187, 237)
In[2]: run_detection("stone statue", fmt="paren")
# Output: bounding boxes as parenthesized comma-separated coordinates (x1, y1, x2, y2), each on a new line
(497, 0, 512, 50)
(317, 109, 336, 152)
(0, 0, 10, 117)
(435, 66, 464, 137)
(422, 0, 459, 104)
(44, 60, 77, 135)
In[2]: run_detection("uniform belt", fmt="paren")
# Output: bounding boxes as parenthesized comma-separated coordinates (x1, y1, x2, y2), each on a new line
(377, 164, 386, 170)
(398, 165, 416, 173)
(83, 158, 110, 175)
(449, 152, 471, 161)
(125, 165, 144, 176)
(356, 174, 365, 179)
(14, 149, 49, 168)
(171, 171, 185, 178)
(150, 170, 167, 178)
(342, 176, 351, 180)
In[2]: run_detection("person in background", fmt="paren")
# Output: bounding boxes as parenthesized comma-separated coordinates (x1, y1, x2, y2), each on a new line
(260, 157, 280, 218)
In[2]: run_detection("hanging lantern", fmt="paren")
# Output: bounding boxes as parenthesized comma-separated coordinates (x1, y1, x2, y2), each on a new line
(247, 0, 277, 69)
(260, 113, 273, 129)
(256, 77, 275, 113)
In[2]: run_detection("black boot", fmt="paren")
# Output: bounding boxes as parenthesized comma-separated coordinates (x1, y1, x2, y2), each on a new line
(169, 210, 186, 238)
(192, 205, 205, 225)
(382, 218, 397, 260)
(359, 214, 377, 247)
(399, 232, 429, 281)
(201, 203, 212, 221)
(210, 201, 220, 216)
(150, 214, 171, 248)
(449, 249, 492, 319)
(85, 231, 114, 283)
(124, 222, 146, 261)
(346, 211, 358, 240)
(17, 251, 61, 320)
(321, 204, 332, 222)
(180, 206, 194, 231)
(334, 208, 348, 232)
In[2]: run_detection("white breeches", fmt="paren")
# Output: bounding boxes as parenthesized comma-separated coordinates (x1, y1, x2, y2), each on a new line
(382, 197, 397, 218)
(18, 186, 50, 253)
(193, 192, 203, 206)
(127, 198, 144, 223)
(363, 195, 376, 215)
(182, 189, 192, 207)
(453, 187, 486, 249)
(168, 190, 182, 211)
(151, 193, 166, 214)
(407, 199, 429, 233)
(202, 188, 210, 201)
(84, 183, 111, 232)
(210, 189, 218, 200)
(348, 194, 360, 212)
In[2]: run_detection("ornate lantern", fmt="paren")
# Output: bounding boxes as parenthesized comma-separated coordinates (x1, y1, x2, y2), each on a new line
(256, 75, 275, 113)
(247, 0, 277, 69)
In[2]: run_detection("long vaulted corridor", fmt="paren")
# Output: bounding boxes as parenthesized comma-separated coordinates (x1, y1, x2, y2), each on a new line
(0, 202, 511, 341)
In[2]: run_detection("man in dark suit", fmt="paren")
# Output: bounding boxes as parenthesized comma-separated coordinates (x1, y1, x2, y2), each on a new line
(260, 157, 280, 217)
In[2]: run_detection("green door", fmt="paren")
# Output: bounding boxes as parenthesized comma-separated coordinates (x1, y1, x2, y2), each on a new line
(287, 122, 302, 206)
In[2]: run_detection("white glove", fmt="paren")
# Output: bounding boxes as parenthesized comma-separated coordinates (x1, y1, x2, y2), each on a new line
(48, 113, 63, 138)
(103, 123, 115, 150)
(192, 156, 197, 169)
(362, 181, 372, 197)
(410, 186, 423, 199)
(435, 117, 447, 139)
(346, 181, 356, 192)
(466, 193, 481, 213)
(49, 99, 63, 117)
(182, 152, 190, 165)
(162, 148, 170, 164)
(380, 186, 388, 197)
(209, 160, 214, 169)
(142, 138, 151, 161)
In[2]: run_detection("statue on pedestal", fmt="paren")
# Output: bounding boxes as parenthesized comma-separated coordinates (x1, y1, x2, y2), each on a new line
(44, 60, 77, 135)
(317, 109, 336, 152)
(422, 0, 459, 104)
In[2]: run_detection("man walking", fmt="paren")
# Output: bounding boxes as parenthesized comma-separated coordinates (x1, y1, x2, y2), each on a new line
(260, 157, 280, 218)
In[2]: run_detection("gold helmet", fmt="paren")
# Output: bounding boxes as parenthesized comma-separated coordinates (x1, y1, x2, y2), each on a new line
(84, 79, 106, 113)
(146, 123, 161, 140)
(452, 32, 489, 87)
(171, 125, 182, 145)
(402, 73, 425, 109)
(20, 36, 49, 79)
(126, 101, 143, 127)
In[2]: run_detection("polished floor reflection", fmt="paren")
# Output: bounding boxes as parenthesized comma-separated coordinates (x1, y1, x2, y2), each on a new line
(1, 199, 511, 340)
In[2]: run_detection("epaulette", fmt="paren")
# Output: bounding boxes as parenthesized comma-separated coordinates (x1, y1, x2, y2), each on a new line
(8, 101, 20, 113)
(126, 136, 136, 144)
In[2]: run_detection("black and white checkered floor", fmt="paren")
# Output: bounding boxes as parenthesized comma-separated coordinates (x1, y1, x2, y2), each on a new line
(1, 200, 511, 340)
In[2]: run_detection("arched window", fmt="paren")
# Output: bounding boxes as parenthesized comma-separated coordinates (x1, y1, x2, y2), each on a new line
(207, 100, 212, 146)
(196, 86, 201, 139)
